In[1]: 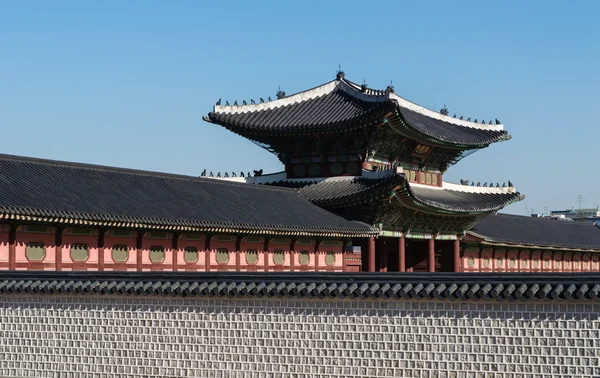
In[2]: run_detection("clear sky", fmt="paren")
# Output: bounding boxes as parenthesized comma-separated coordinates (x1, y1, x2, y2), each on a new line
(1, 1, 598, 216)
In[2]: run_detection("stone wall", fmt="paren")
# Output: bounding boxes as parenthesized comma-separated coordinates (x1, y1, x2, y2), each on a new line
(1, 294, 599, 377)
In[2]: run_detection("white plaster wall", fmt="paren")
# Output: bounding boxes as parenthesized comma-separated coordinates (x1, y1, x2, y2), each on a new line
(0, 295, 599, 377)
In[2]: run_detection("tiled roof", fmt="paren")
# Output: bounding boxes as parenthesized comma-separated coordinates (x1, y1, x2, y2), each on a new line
(207, 83, 390, 133)
(298, 173, 523, 214)
(398, 107, 508, 145)
(470, 213, 600, 250)
(1, 271, 599, 301)
(0, 154, 375, 237)
(205, 77, 509, 147)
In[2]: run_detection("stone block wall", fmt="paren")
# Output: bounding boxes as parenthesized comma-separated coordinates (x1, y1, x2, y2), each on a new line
(1, 294, 599, 377)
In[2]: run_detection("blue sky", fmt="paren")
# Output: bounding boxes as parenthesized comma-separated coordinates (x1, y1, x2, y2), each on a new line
(1, 1, 598, 216)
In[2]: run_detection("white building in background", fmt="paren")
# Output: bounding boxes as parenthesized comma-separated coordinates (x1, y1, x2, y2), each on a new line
(550, 207, 600, 223)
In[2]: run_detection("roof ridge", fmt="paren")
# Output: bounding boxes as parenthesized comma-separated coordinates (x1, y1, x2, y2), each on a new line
(212, 79, 338, 114)
(0, 153, 298, 193)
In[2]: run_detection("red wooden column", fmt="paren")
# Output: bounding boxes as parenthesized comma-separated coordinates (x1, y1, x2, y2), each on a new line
(98, 229, 105, 271)
(55, 227, 63, 271)
(398, 234, 406, 272)
(172, 233, 179, 272)
(235, 236, 241, 271)
(367, 237, 375, 272)
(377, 238, 387, 272)
(454, 237, 461, 272)
(8, 224, 16, 270)
(136, 232, 143, 272)
(428, 236, 435, 272)
(289, 239, 295, 272)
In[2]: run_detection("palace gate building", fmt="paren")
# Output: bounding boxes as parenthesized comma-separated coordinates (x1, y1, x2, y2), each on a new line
(1, 72, 600, 273)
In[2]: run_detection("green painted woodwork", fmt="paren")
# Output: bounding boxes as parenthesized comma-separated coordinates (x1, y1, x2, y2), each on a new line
(346, 162, 359, 175)
(112, 229, 132, 237)
(270, 238, 290, 244)
(71, 227, 92, 235)
(214, 235, 233, 242)
(299, 250, 310, 265)
(182, 233, 201, 240)
(244, 236, 263, 243)
(308, 164, 321, 176)
(245, 249, 258, 264)
(325, 252, 336, 266)
(330, 163, 343, 176)
(482, 258, 490, 268)
(216, 248, 229, 264)
(184, 247, 198, 263)
(467, 257, 475, 268)
(71, 243, 89, 262)
(23, 225, 49, 234)
(322, 240, 341, 247)
(149, 231, 168, 239)
(149, 246, 165, 263)
(296, 239, 313, 245)
(273, 250, 285, 265)
(112, 245, 128, 262)
(26, 242, 45, 261)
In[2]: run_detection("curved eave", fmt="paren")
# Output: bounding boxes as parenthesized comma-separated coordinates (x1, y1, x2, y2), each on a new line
(0, 208, 377, 238)
(387, 108, 511, 150)
(303, 175, 523, 217)
(205, 104, 391, 138)
(402, 184, 525, 215)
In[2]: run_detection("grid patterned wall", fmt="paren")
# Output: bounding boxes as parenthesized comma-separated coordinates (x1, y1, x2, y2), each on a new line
(1, 295, 599, 378)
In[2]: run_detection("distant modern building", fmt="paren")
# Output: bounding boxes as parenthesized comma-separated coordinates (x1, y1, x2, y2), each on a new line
(550, 207, 600, 223)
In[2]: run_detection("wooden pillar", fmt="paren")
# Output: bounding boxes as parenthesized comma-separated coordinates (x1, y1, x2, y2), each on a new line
(98, 229, 105, 271)
(377, 238, 387, 272)
(235, 236, 241, 271)
(55, 227, 63, 271)
(8, 224, 16, 271)
(290, 239, 295, 272)
(172, 233, 178, 272)
(263, 237, 269, 272)
(205, 234, 212, 272)
(136, 232, 143, 271)
(367, 237, 375, 272)
(428, 236, 435, 272)
(314, 240, 319, 272)
(454, 237, 461, 273)
(398, 234, 405, 272)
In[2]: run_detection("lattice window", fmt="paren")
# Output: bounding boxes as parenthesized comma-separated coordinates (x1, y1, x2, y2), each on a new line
(71, 243, 88, 262)
(246, 249, 258, 265)
(112, 245, 128, 262)
(216, 248, 229, 264)
(184, 247, 198, 263)
(149, 246, 165, 263)
(26, 242, 45, 261)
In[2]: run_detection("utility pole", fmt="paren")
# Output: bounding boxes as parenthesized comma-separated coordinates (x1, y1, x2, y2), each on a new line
(577, 195, 583, 210)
